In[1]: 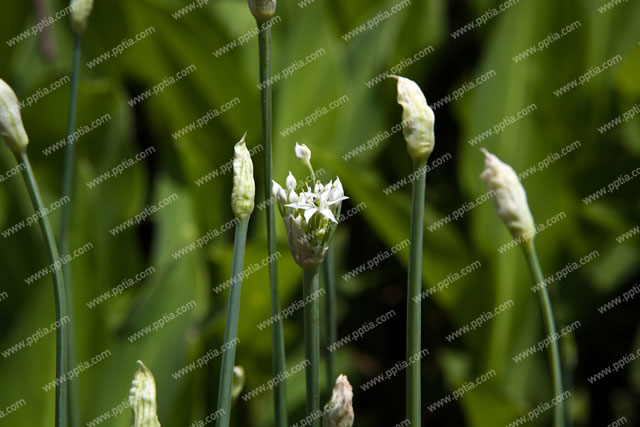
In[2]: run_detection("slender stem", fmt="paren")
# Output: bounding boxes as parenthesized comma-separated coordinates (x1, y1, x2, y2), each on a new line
(17, 151, 68, 427)
(303, 267, 320, 427)
(523, 241, 565, 427)
(60, 31, 82, 427)
(407, 159, 425, 426)
(216, 218, 250, 427)
(322, 246, 336, 395)
(258, 23, 288, 427)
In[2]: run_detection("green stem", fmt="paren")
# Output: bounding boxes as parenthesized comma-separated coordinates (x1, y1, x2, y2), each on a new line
(322, 246, 336, 395)
(17, 151, 68, 427)
(258, 23, 288, 427)
(60, 31, 82, 427)
(216, 218, 249, 427)
(523, 241, 565, 427)
(303, 267, 320, 427)
(407, 159, 425, 426)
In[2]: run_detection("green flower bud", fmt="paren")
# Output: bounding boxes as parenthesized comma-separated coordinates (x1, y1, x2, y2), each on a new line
(323, 375, 354, 427)
(480, 149, 535, 243)
(392, 75, 435, 163)
(71, 0, 94, 34)
(231, 133, 255, 220)
(129, 361, 161, 427)
(0, 79, 29, 155)
(248, 0, 276, 24)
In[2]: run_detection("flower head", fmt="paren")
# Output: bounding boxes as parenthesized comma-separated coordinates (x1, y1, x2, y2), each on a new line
(392, 75, 435, 163)
(231, 133, 255, 220)
(323, 374, 354, 427)
(71, 0, 94, 34)
(480, 149, 535, 243)
(273, 171, 347, 269)
(0, 79, 29, 155)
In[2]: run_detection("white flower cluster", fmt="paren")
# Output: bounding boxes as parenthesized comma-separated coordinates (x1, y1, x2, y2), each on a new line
(272, 172, 347, 269)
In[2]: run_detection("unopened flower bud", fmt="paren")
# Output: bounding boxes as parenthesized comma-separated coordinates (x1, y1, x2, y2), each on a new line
(248, 0, 276, 24)
(231, 134, 255, 220)
(480, 149, 535, 243)
(231, 366, 245, 402)
(129, 361, 161, 427)
(0, 79, 29, 154)
(71, 0, 94, 34)
(392, 75, 435, 163)
(323, 375, 354, 427)
(272, 181, 286, 202)
(295, 142, 312, 166)
(288, 191, 298, 204)
(286, 171, 297, 192)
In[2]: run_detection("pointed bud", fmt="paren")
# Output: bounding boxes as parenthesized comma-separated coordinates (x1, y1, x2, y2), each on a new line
(286, 171, 297, 192)
(71, 0, 94, 34)
(272, 181, 286, 203)
(248, 0, 276, 24)
(295, 142, 312, 167)
(231, 366, 245, 402)
(480, 149, 535, 243)
(0, 79, 29, 154)
(129, 361, 161, 427)
(288, 190, 298, 204)
(231, 134, 255, 220)
(323, 375, 354, 427)
(392, 75, 435, 163)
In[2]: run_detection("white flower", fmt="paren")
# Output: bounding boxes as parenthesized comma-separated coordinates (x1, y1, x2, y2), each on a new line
(0, 79, 29, 154)
(323, 375, 354, 427)
(392, 75, 435, 163)
(480, 149, 535, 242)
(295, 142, 312, 167)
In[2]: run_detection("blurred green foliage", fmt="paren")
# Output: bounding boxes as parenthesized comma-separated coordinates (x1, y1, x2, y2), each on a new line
(0, 0, 639, 426)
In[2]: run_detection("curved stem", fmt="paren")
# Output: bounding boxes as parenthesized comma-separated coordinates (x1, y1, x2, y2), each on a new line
(258, 23, 288, 427)
(17, 151, 68, 427)
(523, 241, 565, 427)
(303, 267, 320, 427)
(407, 159, 425, 426)
(322, 246, 336, 396)
(216, 218, 249, 427)
(60, 31, 82, 427)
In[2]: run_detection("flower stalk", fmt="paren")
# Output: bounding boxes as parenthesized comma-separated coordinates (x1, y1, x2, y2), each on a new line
(217, 136, 254, 427)
(480, 149, 565, 427)
(392, 76, 435, 426)
(322, 247, 336, 395)
(1, 78, 69, 427)
(303, 266, 321, 427)
(19, 151, 70, 427)
(64, 4, 93, 423)
(523, 242, 565, 427)
(248, 0, 287, 424)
